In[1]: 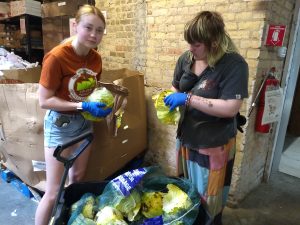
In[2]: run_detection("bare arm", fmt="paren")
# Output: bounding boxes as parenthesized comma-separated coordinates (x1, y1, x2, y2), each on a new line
(38, 84, 81, 111)
(189, 95, 242, 118)
(169, 85, 242, 118)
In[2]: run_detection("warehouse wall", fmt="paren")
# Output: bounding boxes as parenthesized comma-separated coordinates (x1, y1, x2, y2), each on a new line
(231, 0, 296, 204)
(95, 0, 296, 204)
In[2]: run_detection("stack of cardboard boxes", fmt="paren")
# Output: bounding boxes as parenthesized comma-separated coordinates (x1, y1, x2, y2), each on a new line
(41, 0, 95, 53)
(0, 1, 44, 63)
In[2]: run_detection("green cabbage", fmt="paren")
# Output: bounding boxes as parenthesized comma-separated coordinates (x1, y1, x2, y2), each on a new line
(141, 191, 164, 218)
(116, 189, 141, 221)
(82, 87, 114, 122)
(163, 184, 192, 215)
(152, 90, 180, 125)
(68, 193, 98, 225)
(95, 206, 128, 225)
(69, 213, 96, 225)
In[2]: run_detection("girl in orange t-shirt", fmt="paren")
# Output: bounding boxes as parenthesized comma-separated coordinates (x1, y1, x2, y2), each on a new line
(35, 5, 111, 225)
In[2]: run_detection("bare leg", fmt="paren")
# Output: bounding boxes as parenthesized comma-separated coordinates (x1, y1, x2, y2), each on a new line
(34, 142, 92, 225)
(35, 147, 64, 225)
(68, 142, 92, 184)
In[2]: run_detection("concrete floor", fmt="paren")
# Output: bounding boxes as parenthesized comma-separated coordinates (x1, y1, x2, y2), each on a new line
(0, 171, 300, 225)
(223, 172, 300, 225)
(0, 179, 37, 225)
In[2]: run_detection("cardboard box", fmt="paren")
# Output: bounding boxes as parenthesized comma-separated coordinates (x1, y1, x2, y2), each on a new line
(10, 0, 42, 17)
(0, 67, 41, 83)
(41, 0, 95, 18)
(0, 83, 46, 190)
(42, 16, 70, 54)
(0, 68, 147, 191)
(0, 2, 10, 19)
(84, 69, 147, 181)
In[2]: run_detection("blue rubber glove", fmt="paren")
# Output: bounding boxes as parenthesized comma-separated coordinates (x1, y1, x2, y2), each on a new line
(82, 102, 112, 117)
(164, 92, 187, 111)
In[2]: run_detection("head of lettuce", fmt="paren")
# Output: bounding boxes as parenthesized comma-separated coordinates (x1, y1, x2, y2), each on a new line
(152, 90, 180, 125)
(82, 87, 114, 122)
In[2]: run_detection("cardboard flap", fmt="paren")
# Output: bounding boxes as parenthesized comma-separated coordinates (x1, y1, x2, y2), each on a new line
(98, 81, 129, 136)
(101, 68, 143, 83)
(0, 67, 41, 83)
(98, 81, 129, 96)
(0, 83, 46, 189)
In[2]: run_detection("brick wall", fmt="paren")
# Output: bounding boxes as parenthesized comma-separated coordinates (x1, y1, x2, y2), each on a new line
(230, 0, 296, 204)
(95, 0, 296, 204)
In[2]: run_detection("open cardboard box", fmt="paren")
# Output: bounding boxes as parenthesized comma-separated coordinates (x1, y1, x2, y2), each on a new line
(0, 68, 147, 192)
(0, 67, 41, 83)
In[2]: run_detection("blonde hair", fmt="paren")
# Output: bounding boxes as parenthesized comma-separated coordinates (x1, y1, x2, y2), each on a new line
(184, 11, 238, 67)
(75, 4, 105, 27)
(62, 5, 106, 44)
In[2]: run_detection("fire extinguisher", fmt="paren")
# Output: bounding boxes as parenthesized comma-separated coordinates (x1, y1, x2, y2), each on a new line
(254, 67, 280, 133)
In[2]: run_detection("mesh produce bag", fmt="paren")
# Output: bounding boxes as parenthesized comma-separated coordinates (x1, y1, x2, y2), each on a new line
(97, 167, 200, 225)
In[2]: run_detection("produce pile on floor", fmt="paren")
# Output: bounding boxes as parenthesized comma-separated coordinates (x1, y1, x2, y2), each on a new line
(67, 167, 200, 225)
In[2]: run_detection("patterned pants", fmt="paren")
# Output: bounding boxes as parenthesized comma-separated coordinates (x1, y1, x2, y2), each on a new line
(176, 138, 236, 225)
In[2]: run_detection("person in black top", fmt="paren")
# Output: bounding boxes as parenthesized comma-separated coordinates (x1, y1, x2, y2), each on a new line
(164, 11, 249, 225)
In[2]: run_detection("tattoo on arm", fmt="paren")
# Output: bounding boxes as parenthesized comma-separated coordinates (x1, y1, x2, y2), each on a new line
(201, 97, 213, 107)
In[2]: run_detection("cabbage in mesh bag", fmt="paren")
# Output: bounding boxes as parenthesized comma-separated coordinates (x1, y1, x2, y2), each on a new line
(81, 87, 114, 122)
(97, 167, 200, 225)
(152, 90, 180, 125)
(68, 193, 98, 225)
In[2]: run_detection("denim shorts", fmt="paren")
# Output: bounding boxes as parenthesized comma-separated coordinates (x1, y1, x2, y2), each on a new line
(44, 110, 93, 148)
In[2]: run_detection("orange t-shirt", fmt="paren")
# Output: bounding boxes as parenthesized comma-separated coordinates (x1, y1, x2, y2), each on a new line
(39, 41, 102, 102)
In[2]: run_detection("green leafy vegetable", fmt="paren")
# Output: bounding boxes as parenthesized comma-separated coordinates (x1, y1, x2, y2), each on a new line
(82, 87, 114, 122)
(141, 191, 164, 218)
(163, 184, 192, 215)
(152, 90, 180, 125)
(95, 206, 128, 225)
(69, 213, 96, 225)
(116, 189, 141, 221)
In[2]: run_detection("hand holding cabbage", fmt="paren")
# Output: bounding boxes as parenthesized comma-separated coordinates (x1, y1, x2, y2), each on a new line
(82, 102, 112, 118)
(152, 90, 180, 125)
(81, 87, 114, 121)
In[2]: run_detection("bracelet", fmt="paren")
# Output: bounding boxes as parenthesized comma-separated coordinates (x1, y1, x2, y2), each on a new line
(185, 93, 192, 106)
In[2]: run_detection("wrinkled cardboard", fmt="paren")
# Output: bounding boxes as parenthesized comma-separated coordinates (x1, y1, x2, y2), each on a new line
(0, 83, 46, 191)
(84, 69, 147, 182)
(0, 68, 147, 191)
(0, 67, 41, 83)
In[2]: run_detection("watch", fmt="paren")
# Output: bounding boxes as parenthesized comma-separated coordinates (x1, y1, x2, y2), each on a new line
(76, 102, 83, 111)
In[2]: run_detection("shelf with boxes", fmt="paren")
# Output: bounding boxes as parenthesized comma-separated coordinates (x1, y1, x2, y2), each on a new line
(0, 0, 43, 64)
(41, 0, 95, 54)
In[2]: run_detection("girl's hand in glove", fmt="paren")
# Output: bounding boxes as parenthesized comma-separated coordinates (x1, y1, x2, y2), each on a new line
(82, 102, 112, 117)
